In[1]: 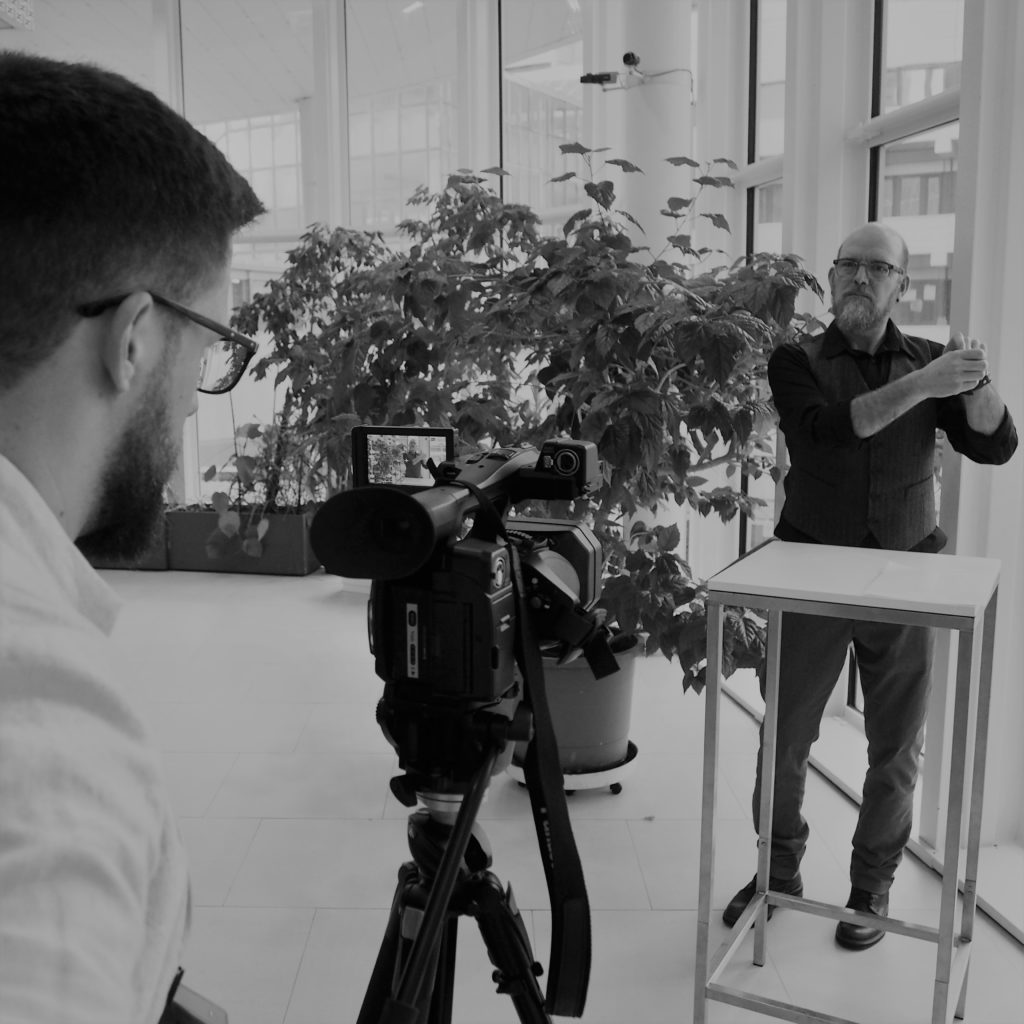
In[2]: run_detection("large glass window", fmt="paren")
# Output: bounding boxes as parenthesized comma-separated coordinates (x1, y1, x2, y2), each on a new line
(881, 0, 963, 114)
(0, 0, 156, 85)
(878, 122, 958, 341)
(753, 0, 786, 160)
(501, 4, 584, 229)
(346, 0, 460, 238)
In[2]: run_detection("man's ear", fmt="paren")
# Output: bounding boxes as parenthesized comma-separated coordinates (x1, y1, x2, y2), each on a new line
(98, 292, 156, 394)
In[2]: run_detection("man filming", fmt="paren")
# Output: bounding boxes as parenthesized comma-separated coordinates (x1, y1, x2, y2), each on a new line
(0, 53, 263, 1021)
(722, 223, 1017, 949)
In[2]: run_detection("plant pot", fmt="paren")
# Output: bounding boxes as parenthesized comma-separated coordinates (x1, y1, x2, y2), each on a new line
(165, 509, 321, 576)
(513, 635, 639, 774)
(85, 516, 169, 571)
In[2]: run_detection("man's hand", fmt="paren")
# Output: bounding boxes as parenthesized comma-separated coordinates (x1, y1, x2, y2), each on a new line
(917, 331, 988, 397)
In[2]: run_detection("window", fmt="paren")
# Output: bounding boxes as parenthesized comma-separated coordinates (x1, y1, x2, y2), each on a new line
(881, 0, 963, 114)
(345, 1, 460, 238)
(877, 122, 958, 340)
(752, 0, 787, 160)
(501, 7, 585, 229)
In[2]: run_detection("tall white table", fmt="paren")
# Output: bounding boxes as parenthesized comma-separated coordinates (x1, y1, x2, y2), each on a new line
(694, 540, 1000, 1024)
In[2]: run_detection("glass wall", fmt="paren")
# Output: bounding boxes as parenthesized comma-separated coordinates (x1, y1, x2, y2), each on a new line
(879, 123, 958, 342)
(180, 0, 318, 497)
(346, 0, 460, 237)
(0, 0, 156, 86)
(501, 3, 584, 229)
(881, 0, 963, 114)
(753, 0, 786, 160)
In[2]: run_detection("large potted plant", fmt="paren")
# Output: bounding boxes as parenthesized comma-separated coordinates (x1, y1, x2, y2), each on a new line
(226, 147, 821, 779)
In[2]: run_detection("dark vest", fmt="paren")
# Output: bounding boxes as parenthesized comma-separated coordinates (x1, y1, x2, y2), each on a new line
(780, 330, 938, 551)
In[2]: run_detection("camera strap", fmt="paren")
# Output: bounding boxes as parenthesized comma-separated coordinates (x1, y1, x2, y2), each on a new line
(509, 543, 592, 1017)
(459, 482, 591, 1017)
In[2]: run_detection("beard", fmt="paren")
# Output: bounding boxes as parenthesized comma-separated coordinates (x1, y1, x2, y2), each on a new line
(834, 292, 886, 335)
(76, 368, 179, 563)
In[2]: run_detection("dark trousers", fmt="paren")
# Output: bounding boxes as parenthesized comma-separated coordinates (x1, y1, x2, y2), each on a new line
(752, 611, 934, 894)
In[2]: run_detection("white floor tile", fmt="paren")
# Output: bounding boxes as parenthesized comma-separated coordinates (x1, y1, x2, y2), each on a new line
(97, 570, 1024, 1024)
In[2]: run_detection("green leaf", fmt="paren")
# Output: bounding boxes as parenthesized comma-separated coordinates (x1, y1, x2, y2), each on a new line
(217, 510, 241, 537)
(605, 158, 644, 174)
(211, 491, 231, 514)
(549, 171, 577, 183)
(203, 464, 218, 481)
(481, 166, 509, 176)
(700, 212, 731, 232)
(563, 208, 592, 237)
(559, 142, 592, 155)
(256, 518, 270, 540)
(584, 179, 616, 210)
(666, 196, 692, 211)
(666, 155, 700, 167)
(234, 455, 256, 488)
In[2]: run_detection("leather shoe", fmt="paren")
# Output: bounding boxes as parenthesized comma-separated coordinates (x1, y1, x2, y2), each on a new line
(835, 887, 889, 950)
(722, 873, 803, 927)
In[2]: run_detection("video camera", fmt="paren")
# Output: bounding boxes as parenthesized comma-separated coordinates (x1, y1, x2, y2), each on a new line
(309, 427, 613, 1018)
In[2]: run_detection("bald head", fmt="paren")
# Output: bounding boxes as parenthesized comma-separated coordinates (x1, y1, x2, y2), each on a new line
(837, 224, 909, 270)
(828, 223, 911, 350)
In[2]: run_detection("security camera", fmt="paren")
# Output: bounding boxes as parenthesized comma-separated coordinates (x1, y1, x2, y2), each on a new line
(622, 52, 640, 67)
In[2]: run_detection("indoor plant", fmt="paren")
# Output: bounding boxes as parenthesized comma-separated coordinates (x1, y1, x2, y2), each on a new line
(164, 415, 323, 575)
(226, 145, 821, 701)
(490, 144, 823, 691)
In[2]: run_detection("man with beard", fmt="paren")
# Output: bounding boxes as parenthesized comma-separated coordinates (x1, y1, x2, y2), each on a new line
(0, 53, 263, 1021)
(721, 223, 1016, 949)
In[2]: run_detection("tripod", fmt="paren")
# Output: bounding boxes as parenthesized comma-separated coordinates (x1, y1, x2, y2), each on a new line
(356, 745, 551, 1024)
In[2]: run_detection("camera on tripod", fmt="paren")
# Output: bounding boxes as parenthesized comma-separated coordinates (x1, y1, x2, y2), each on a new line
(310, 428, 606, 1020)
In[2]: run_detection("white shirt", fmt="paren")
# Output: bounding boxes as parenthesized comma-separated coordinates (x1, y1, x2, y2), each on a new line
(0, 454, 189, 1024)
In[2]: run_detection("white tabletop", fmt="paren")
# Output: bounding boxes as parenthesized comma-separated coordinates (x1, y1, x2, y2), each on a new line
(709, 540, 1000, 620)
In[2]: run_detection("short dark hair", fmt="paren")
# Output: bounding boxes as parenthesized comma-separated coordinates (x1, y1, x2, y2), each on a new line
(0, 52, 266, 385)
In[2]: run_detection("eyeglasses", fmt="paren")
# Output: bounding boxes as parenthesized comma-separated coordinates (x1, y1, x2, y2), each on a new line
(832, 258, 905, 281)
(77, 292, 259, 394)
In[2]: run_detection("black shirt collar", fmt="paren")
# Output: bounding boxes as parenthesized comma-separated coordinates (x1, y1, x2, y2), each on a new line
(823, 319, 910, 359)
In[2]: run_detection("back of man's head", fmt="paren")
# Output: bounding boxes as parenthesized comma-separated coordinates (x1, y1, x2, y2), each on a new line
(0, 51, 265, 387)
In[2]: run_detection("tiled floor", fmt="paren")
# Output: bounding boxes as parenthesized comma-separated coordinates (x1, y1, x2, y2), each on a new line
(104, 570, 1024, 1023)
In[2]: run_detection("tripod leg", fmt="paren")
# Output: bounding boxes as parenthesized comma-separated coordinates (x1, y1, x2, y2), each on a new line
(466, 874, 550, 1024)
(357, 863, 418, 1024)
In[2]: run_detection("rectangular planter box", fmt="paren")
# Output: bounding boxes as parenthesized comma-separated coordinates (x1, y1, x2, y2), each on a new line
(165, 509, 321, 576)
(86, 516, 169, 571)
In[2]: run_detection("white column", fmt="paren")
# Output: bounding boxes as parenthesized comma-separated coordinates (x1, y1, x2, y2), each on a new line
(151, 0, 194, 502)
(694, 0, 749, 242)
(781, 0, 873, 289)
(304, 0, 349, 228)
(455, 0, 500, 173)
(940, 0, 1024, 845)
(582, 0, 693, 255)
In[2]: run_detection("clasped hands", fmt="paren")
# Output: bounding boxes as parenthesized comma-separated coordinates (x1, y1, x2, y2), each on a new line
(921, 331, 989, 397)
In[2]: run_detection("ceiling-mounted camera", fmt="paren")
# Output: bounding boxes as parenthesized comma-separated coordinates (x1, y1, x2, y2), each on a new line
(622, 51, 640, 67)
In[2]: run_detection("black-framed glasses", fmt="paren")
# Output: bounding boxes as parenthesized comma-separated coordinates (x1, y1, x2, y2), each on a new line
(832, 258, 906, 281)
(77, 292, 258, 394)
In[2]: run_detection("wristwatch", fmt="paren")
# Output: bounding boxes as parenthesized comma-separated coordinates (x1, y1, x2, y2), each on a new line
(966, 374, 992, 395)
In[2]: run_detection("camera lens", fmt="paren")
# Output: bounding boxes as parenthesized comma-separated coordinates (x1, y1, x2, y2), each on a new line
(553, 448, 581, 476)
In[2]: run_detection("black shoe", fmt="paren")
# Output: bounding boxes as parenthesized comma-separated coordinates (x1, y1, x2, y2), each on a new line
(835, 887, 889, 950)
(722, 873, 803, 927)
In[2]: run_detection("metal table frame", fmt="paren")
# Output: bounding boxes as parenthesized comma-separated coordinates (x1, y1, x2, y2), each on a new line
(694, 541, 999, 1024)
